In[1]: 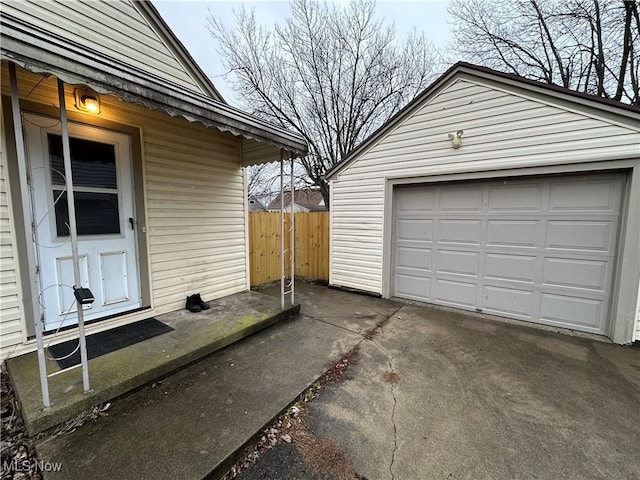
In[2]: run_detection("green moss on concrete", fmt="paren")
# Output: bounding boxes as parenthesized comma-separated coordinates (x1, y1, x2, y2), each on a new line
(8, 294, 300, 436)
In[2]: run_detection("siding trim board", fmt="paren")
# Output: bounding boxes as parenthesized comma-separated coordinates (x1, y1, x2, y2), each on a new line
(0, 99, 27, 353)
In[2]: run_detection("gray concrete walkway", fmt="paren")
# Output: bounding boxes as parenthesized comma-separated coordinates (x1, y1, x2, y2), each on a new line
(31, 283, 640, 479)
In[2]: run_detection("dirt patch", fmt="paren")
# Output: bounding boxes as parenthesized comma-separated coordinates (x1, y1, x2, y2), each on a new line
(362, 326, 378, 340)
(291, 425, 358, 480)
(362, 306, 401, 341)
(223, 346, 360, 479)
(382, 371, 400, 384)
(321, 346, 358, 384)
(1, 370, 42, 480)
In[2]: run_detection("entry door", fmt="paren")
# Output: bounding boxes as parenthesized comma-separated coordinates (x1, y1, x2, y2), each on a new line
(24, 114, 141, 331)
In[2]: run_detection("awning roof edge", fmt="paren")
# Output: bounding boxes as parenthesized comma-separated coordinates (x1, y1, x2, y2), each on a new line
(1, 13, 307, 158)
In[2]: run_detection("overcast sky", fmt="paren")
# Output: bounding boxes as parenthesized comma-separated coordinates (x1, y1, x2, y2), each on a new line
(153, 0, 453, 106)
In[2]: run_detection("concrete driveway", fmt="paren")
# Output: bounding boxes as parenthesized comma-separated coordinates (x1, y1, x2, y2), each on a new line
(31, 282, 639, 479)
(242, 287, 640, 480)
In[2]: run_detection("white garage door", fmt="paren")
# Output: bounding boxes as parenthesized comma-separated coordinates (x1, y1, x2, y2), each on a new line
(392, 173, 624, 334)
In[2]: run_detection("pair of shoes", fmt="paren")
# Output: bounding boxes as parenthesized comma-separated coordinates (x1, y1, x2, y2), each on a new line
(185, 293, 210, 313)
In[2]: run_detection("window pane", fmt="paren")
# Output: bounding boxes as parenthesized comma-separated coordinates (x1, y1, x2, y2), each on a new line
(49, 134, 117, 189)
(54, 191, 121, 236)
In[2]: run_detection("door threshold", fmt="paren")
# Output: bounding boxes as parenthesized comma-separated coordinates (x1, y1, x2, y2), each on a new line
(30, 306, 152, 340)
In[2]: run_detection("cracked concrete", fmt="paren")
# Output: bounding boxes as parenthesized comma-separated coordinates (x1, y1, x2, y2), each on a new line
(370, 324, 404, 480)
(243, 297, 640, 480)
(387, 356, 398, 480)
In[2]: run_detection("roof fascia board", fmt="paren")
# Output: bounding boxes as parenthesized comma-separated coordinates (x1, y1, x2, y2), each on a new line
(456, 63, 640, 116)
(456, 67, 640, 129)
(327, 63, 639, 180)
(134, 0, 225, 102)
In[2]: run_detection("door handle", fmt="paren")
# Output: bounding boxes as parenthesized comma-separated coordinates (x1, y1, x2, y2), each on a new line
(129, 217, 135, 230)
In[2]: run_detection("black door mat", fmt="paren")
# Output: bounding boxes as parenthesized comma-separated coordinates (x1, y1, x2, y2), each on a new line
(48, 318, 174, 370)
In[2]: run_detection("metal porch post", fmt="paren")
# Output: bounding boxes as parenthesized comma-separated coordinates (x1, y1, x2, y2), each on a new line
(279, 151, 295, 309)
(8, 63, 51, 409)
(289, 156, 295, 305)
(280, 149, 285, 309)
(57, 79, 91, 393)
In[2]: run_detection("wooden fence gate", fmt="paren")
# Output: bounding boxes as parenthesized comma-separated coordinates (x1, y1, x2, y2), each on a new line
(248, 212, 329, 286)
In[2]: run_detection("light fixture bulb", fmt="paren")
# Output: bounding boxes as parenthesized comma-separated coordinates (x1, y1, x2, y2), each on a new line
(75, 89, 101, 114)
(82, 96, 99, 113)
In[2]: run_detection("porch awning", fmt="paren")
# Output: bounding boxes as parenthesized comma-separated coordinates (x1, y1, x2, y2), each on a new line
(0, 12, 307, 164)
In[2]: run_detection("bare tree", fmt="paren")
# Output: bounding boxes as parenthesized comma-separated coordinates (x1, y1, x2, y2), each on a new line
(208, 0, 439, 207)
(245, 162, 310, 208)
(448, 0, 639, 104)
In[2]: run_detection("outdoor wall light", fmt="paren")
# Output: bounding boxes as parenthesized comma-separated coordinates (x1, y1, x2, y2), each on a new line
(74, 89, 101, 114)
(448, 130, 464, 149)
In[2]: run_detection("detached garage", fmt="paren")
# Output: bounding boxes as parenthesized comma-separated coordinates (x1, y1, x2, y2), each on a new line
(327, 63, 640, 344)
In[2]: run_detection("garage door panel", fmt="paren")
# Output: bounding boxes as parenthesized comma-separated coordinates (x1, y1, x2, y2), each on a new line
(540, 293, 604, 330)
(397, 247, 432, 271)
(436, 279, 476, 307)
(483, 285, 534, 318)
(397, 219, 433, 242)
(543, 257, 608, 291)
(439, 187, 483, 212)
(485, 253, 536, 283)
(437, 250, 479, 276)
(488, 184, 543, 212)
(392, 173, 621, 335)
(546, 221, 613, 252)
(487, 220, 539, 248)
(438, 219, 481, 245)
(549, 181, 619, 212)
(397, 188, 436, 212)
(396, 274, 430, 299)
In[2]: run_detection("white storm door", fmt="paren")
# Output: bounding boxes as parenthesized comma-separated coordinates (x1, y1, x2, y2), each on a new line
(24, 115, 141, 331)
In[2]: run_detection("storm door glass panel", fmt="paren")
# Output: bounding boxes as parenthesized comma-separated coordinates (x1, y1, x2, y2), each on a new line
(48, 134, 121, 237)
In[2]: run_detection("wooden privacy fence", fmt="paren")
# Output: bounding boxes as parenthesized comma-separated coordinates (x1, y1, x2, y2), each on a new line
(249, 212, 329, 286)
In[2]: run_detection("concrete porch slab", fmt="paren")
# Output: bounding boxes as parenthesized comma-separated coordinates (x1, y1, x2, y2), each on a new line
(7, 290, 299, 436)
(31, 282, 400, 480)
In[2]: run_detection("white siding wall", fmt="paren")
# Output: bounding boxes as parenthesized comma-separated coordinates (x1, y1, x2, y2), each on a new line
(331, 78, 640, 295)
(0, 67, 248, 355)
(2, 0, 204, 93)
(0, 106, 24, 356)
(142, 112, 246, 313)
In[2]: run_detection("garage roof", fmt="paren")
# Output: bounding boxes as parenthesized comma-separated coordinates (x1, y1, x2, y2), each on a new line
(326, 62, 639, 180)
